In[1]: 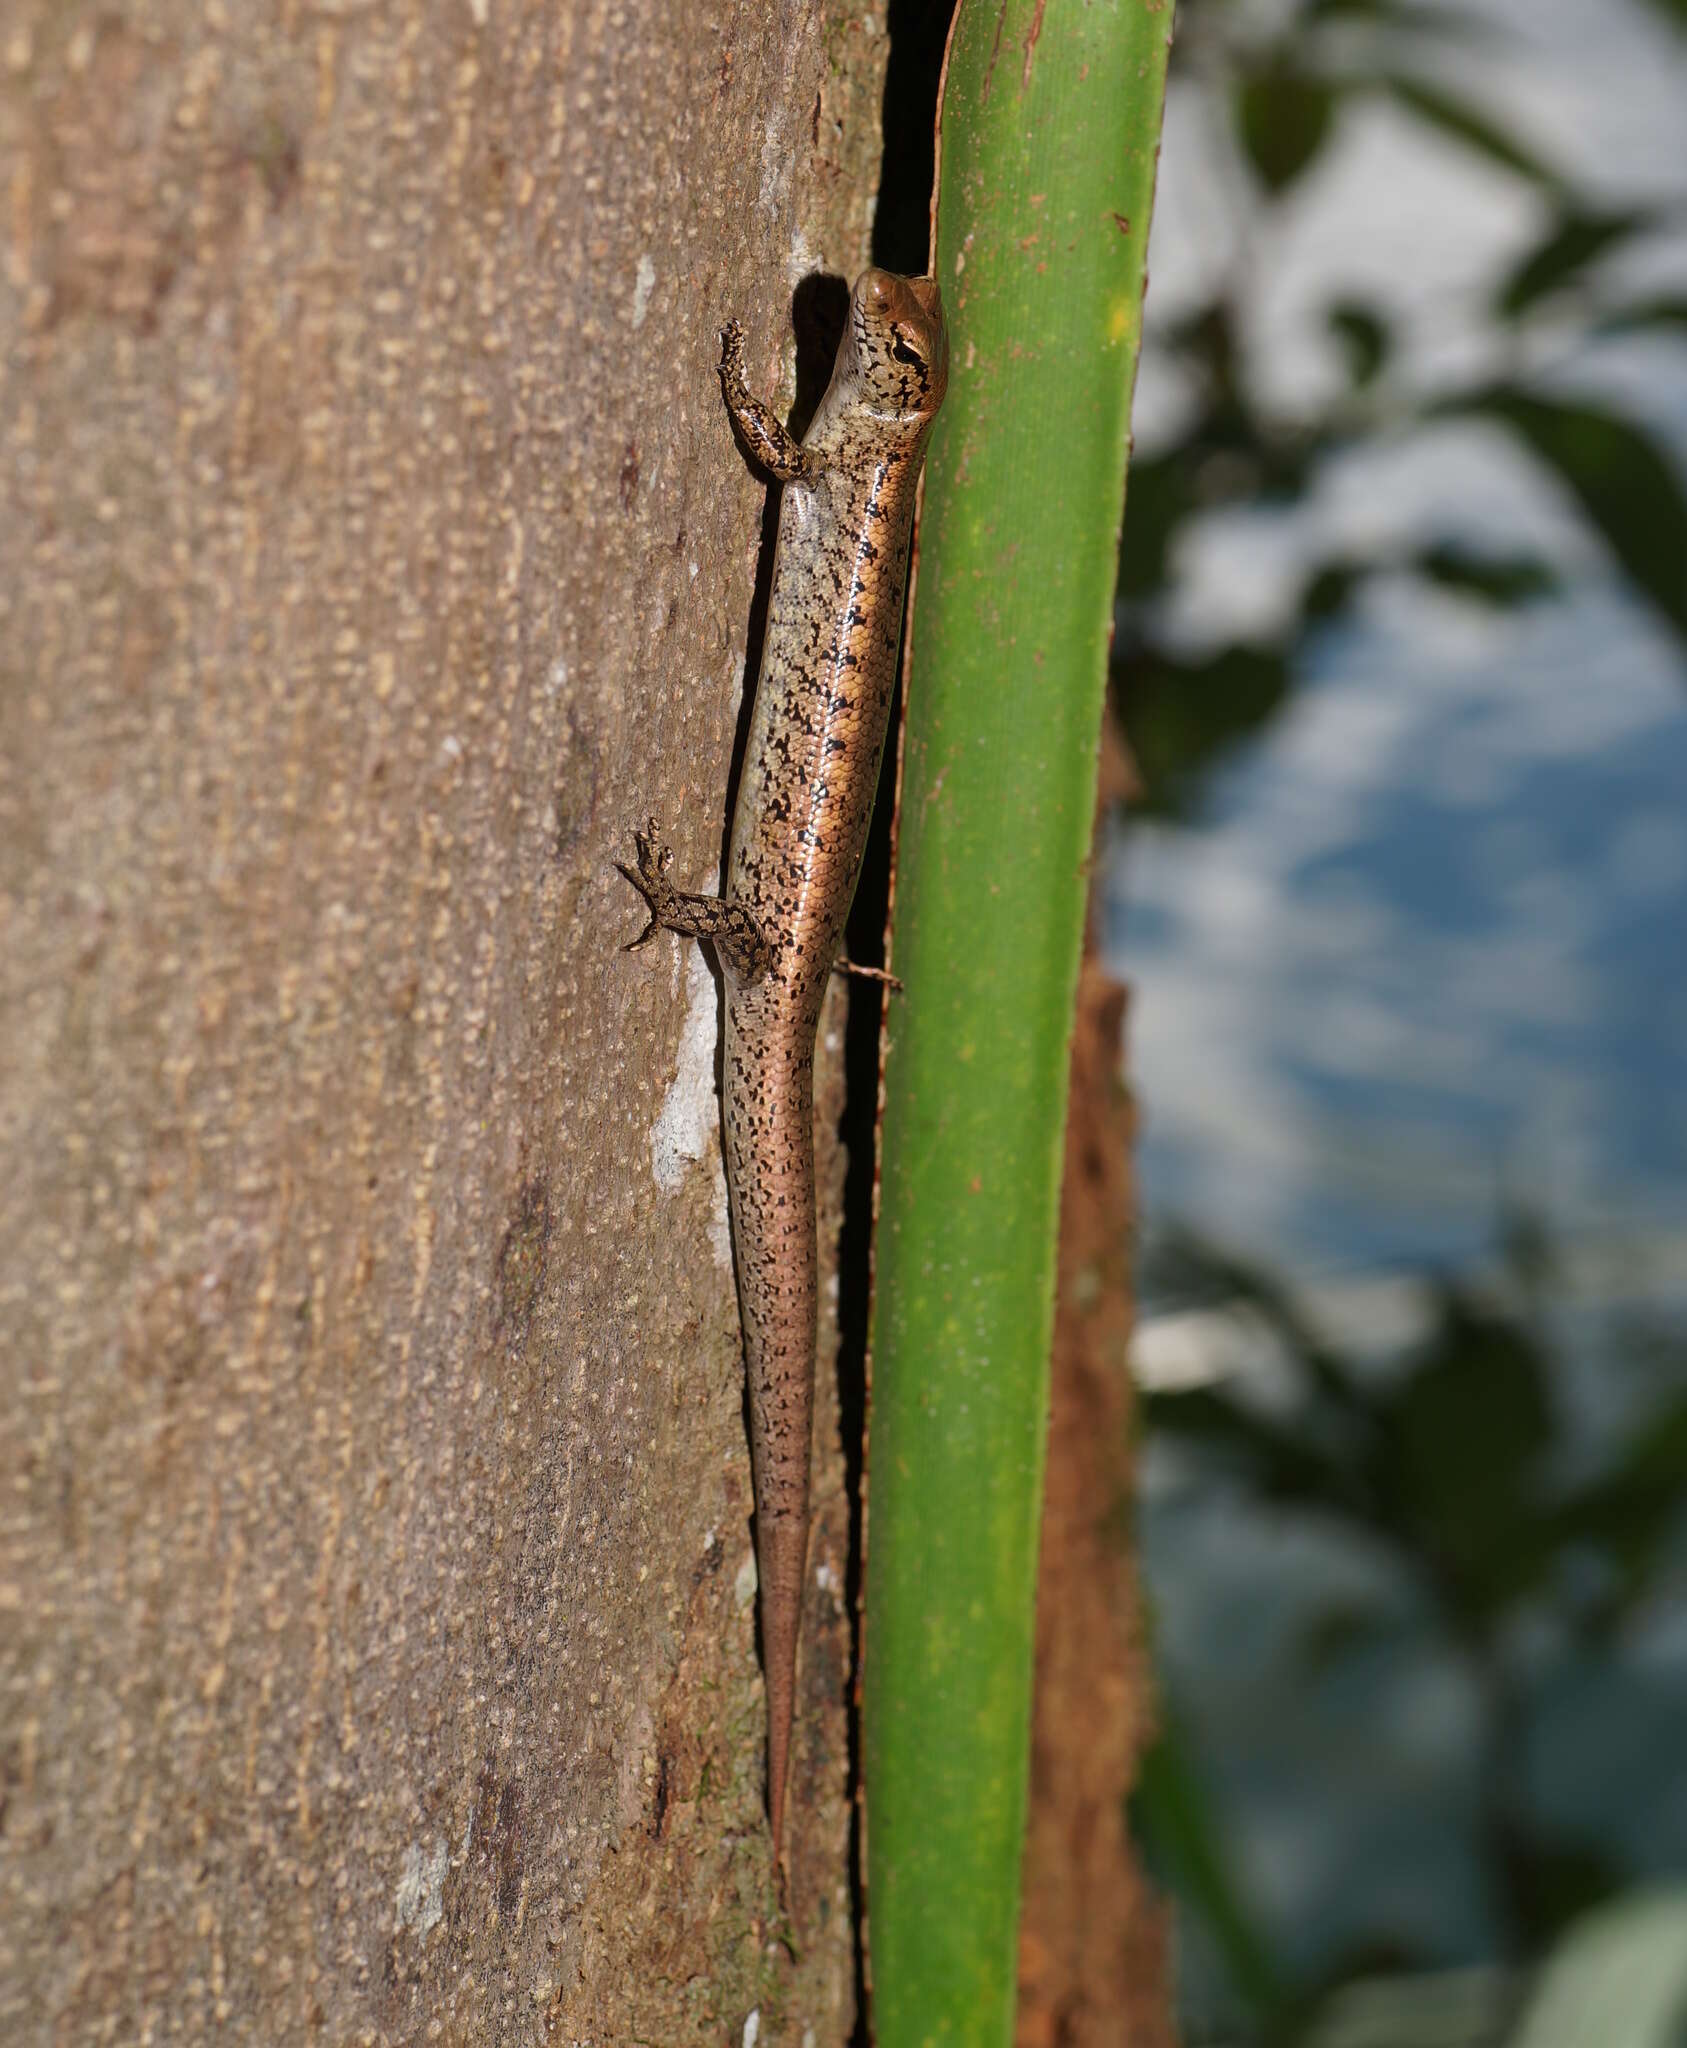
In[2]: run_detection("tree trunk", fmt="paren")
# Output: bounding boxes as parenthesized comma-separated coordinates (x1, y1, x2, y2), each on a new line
(0, 3, 892, 2039)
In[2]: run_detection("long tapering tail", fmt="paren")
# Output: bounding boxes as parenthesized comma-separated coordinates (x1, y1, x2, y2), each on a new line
(722, 990, 819, 1864)
(760, 1511, 808, 1858)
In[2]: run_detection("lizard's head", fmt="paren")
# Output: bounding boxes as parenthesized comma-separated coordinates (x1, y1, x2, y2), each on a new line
(846, 268, 949, 427)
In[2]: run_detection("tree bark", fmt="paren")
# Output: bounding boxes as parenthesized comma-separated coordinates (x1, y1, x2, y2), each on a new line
(0, 3, 891, 2039)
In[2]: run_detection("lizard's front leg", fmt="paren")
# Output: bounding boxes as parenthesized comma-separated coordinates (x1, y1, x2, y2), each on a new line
(617, 816, 772, 984)
(718, 322, 824, 485)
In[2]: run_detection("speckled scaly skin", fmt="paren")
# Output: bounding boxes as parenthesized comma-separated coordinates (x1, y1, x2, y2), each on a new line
(621, 269, 948, 1858)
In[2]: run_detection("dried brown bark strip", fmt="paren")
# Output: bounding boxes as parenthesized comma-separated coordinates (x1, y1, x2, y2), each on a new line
(1016, 717, 1176, 2048)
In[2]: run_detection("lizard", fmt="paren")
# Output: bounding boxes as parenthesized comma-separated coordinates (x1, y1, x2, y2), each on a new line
(619, 266, 949, 1860)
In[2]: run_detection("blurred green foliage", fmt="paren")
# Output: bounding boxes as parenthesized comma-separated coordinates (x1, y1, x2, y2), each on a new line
(1134, 1220, 1687, 2044)
(1115, 0, 1687, 824)
(1116, 1, 1687, 2039)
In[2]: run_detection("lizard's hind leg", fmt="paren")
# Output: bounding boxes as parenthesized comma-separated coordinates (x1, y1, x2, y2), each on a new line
(617, 816, 772, 984)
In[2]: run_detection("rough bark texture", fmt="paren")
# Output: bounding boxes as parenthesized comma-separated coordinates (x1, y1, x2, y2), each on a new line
(1016, 720, 1175, 2048)
(0, 3, 891, 2040)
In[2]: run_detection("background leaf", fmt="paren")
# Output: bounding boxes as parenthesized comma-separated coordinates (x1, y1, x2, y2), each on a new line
(1595, 294, 1687, 338)
(1630, 0, 1687, 30)
(1411, 541, 1561, 606)
(1381, 76, 1563, 189)
(1329, 299, 1393, 385)
(1132, 1726, 1290, 2024)
(1557, 1391, 1687, 1604)
(1239, 64, 1339, 192)
(1145, 1383, 1363, 1514)
(1117, 642, 1294, 820)
(1496, 208, 1654, 319)
(1376, 1298, 1557, 1618)
(1441, 388, 1687, 642)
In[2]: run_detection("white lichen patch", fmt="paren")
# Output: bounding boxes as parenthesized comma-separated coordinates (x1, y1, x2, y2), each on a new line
(734, 1547, 758, 1612)
(648, 946, 733, 1270)
(649, 947, 717, 1192)
(631, 252, 656, 330)
(743, 2009, 761, 2048)
(393, 1837, 448, 1935)
(787, 227, 819, 289)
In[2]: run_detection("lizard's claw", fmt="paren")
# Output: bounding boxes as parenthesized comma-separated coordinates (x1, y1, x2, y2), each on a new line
(620, 907, 661, 953)
(633, 816, 672, 886)
(617, 815, 674, 950)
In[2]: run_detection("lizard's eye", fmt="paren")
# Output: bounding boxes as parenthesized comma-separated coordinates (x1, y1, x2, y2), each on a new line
(889, 326, 927, 368)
